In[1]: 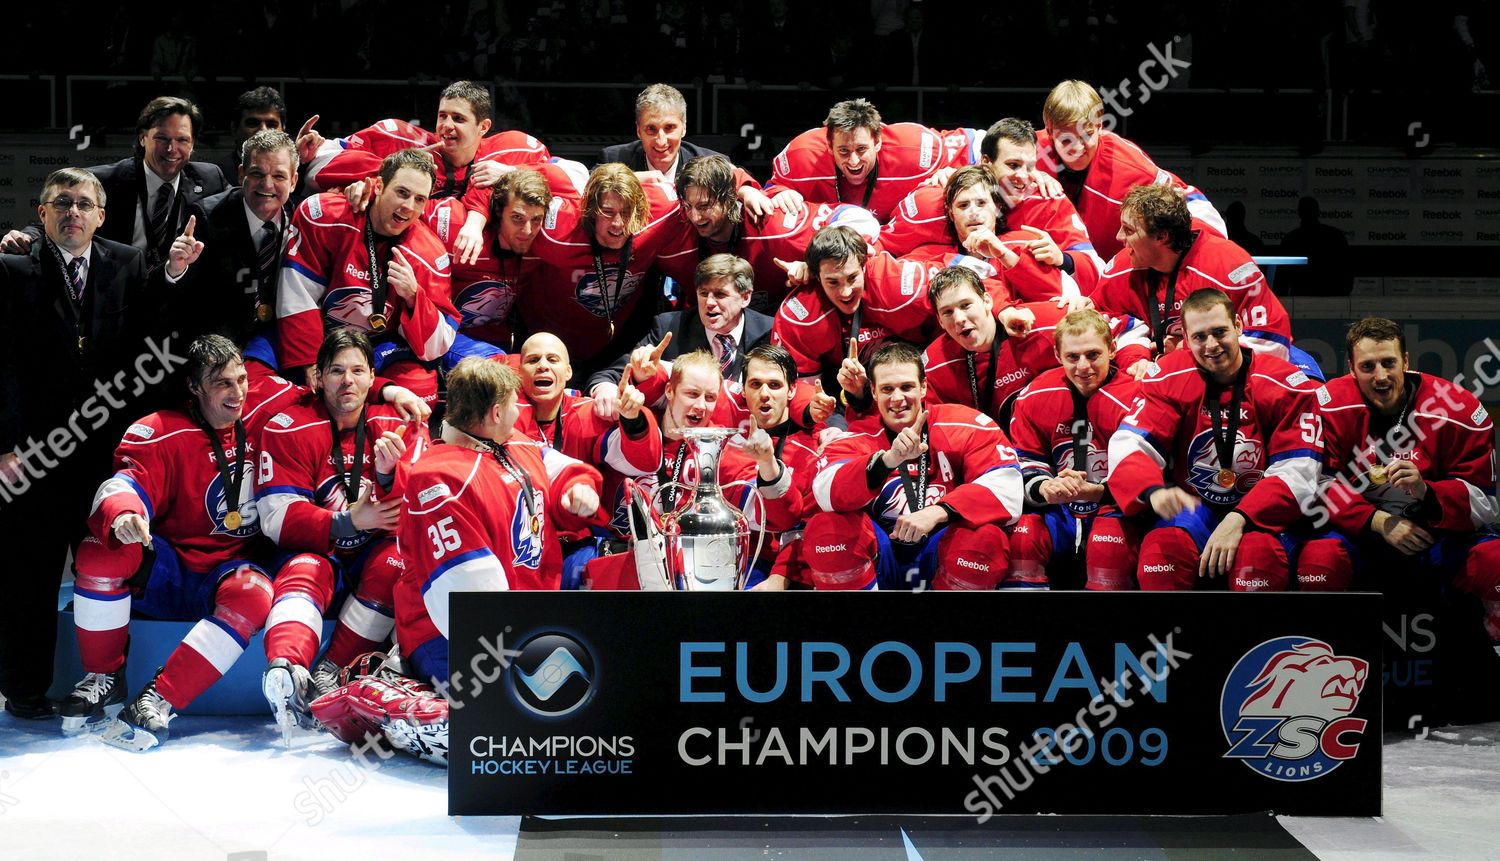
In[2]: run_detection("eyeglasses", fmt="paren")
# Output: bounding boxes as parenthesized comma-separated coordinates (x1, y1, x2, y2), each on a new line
(44, 197, 100, 213)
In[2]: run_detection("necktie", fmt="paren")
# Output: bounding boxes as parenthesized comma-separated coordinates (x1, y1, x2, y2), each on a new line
(258, 220, 281, 288)
(715, 333, 735, 375)
(150, 183, 174, 252)
(67, 257, 85, 303)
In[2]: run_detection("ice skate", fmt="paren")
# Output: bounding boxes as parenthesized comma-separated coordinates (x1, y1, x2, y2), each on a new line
(59, 668, 127, 735)
(100, 671, 175, 752)
(262, 658, 316, 747)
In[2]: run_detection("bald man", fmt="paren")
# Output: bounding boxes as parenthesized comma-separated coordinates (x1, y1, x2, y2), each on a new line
(506, 333, 664, 588)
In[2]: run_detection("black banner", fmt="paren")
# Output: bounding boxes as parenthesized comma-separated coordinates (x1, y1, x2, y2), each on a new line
(449, 593, 1382, 817)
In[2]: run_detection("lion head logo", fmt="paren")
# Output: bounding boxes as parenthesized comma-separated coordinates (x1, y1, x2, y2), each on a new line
(1241, 640, 1368, 719)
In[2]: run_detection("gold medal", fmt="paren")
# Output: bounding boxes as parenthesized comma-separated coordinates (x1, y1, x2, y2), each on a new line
(224, 510, 243, 530)
(1216, 468, 1237, 488)
(256, 303, 272, 323)
(1368, 464, 1387, 486)
(369, 313, 388, 332)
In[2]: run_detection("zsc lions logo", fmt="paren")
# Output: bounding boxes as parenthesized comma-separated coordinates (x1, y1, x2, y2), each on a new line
(1050, 437, 1108, 516)
(509, 487, 545, 570)
(1185, 429, 1264, 505)
(507, 632, 596, 719)
(573, 266, 643, 318)
(456, 280, 517, 328)
(323, 286, 390, 331)
(1221, 637, 1370, 782)
(313, 473, 375, 551)
(204, 466, 258, 537)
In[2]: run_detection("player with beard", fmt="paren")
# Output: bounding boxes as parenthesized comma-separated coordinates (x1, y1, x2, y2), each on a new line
(1036, 79, 1226, 261)
(277, 149, 457, 404)
(1295, 318, 1500, 652)
(509, 332, 662, 587)
(1007, 310, 1144, 590)
(883, 118, 1104, 289)
(583, 351, 803, 589)
(65, 337, 289, 747)
(806, 341, 1023, 591)
(253, 329, 430, 742)
(1107, 288, 1323, 592)
(920, 267, 1149, 421)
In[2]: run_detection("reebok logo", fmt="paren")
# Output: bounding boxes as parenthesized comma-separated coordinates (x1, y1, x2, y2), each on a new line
(1235, 577, 1271, 589)
(1142, 563, 1175, 573)
(1093, 533, 1125, 544)
(956, 557, 989, 571)
(815, 543, 848, 553)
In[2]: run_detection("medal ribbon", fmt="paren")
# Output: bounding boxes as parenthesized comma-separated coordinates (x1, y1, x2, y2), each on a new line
(363, 217, 392, 330)
(194, 409, 247, 525)
(659, 439, 691, 511)
(590, 236, 634, 337)
(490, 443, 537, 521)
(331, 406, 369, 505)
(1206, 361, 1249, 483)
(895, 423, 930, 515)
(965, 329, 1004, 416)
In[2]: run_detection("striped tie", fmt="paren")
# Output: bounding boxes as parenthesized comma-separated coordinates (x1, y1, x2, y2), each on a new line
(149, 183, 174, 254)
(716, 333, 735, 375)
(66, 257, 84, 303)
(258, 220, 280, 289)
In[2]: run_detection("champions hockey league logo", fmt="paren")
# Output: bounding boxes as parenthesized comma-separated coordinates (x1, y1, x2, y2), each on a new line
(205, 469, 258, 537)
(507, 632, 596, 719)
(456, 280, 516, 328)
(1221, 637, 1370, 782)
(1185, 429, 1264, 506)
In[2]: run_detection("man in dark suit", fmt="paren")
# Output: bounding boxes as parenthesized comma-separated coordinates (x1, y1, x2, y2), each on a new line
(0, 168, 206, 719)
(2, 97, 227, 273)
(213, 86, 286, 185)
(183, 128, 298, 347)
(598, 83, 725, 184)
(586, 253, 771, 410)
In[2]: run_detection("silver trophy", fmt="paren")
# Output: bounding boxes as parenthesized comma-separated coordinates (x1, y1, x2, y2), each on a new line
(630, 427, 754, 591)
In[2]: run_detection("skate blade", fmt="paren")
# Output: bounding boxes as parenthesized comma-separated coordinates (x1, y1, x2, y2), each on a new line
(99, 718, 162, 752)
(61, 703, 124, 737)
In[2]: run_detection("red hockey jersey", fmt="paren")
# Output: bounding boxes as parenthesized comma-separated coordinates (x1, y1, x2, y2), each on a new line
(767, 122, 962, 221)
(1009, 366, 1141, 517)
(1034, 128, 1225, 260)
(1316, 372, 1497, 535)
(425, 197, 536, 350)
(278, 193, 458, 372)
(1107, 349, 1323, 529)
(86, 373, 302, 573)
(1092, 227, 1292, 362)
(811, 404, 1023, 534)
(253, 392, 428, 556)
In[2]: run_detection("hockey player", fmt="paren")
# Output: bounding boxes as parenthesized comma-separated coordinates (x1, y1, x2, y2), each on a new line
(920, 267, 1147, 420)
(254, 329, 429, 739)
(510, 332, 662, 587)
(1296, 318, 1500, 648)
(1036, 79, 1226, 261)
(584, 350, 804, 589)
(278, 148, 456, 403)
(881, 118, 1104, 289)
(305, 81, 548, 218)
(425, 168, 551, 352)
(397, 358, 604, 685)
(742, 343, 828, 590)
(766, 99, 965, 221)
(1007, 310, 1144, 590)
(1091, 184, 1301, 376)
(65, 336, 294, 747)
(897, 165, 1088, 304)
(806, 340, 1024, 591)
(1107, 288, 1323, 591)
(517, 163, 688, 377)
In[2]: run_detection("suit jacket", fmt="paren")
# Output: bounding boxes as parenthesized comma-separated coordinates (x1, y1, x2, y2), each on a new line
(20, 157, 229, 259)
(586, 308, 773, 393)
(183, 186, 291, 345)
(597, 139, 725, 172)
(0, 237, 158, 463)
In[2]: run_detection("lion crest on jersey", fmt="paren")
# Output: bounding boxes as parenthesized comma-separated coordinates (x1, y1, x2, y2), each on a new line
(875, 475, 946, 531)
(1222, 637, 1370, 782)
(573, 266, 643, 318)
(204, 463, 259, 538)
(323, 286, 392, 332)
(1050, 436, 1109, 516)
(456, 280, 517, 328)
(510, 487, 545, 569)
(314, 472, 376, 551)
(1185, 429, 1264, 506)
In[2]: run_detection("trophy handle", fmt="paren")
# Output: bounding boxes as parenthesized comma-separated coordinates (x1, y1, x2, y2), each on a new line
(719, 479, 768, 591)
